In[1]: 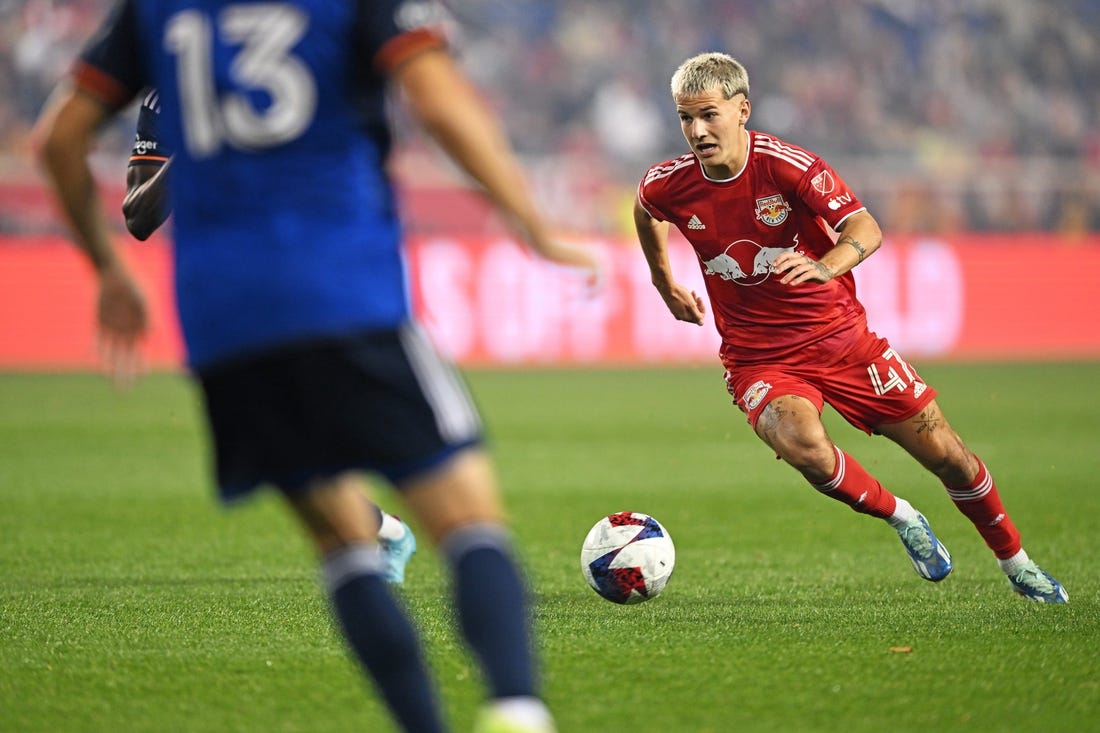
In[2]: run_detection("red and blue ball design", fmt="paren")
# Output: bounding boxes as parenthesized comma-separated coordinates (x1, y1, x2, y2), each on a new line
(580, 512, 676, 604)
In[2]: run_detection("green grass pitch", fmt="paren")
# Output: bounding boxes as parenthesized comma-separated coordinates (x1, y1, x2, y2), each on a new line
(1, 364, 1097, 732)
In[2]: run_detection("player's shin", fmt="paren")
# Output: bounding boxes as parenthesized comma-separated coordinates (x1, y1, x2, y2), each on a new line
(322, 544, 445, 732)
(442, 522, 539, 700)
(810, 446, 898, 518)
(944, 460, 1022, 559)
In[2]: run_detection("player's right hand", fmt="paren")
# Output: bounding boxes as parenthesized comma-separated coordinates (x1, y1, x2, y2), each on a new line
(572, 247, 604, 296)
(96, 264, 148, 388)
(530, 236, 605, 296)
(663, 284, 706, 325)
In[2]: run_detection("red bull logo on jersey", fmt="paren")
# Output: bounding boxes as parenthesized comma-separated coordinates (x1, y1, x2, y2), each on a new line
(742, 379, 773, 410)
(754, 194, 791, 226)
(701, 235, 798, 286)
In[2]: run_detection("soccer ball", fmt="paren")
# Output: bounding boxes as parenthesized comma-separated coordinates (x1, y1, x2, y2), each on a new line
(580, 512, 675, 604)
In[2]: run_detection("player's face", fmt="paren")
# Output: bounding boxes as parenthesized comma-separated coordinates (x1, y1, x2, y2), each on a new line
(676, 90, 749, 177)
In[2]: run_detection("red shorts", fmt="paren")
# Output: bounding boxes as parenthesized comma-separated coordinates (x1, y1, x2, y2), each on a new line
(723, 333, 937, 434)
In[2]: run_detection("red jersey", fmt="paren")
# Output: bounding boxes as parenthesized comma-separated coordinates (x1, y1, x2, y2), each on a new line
(638, 130, 870, 367)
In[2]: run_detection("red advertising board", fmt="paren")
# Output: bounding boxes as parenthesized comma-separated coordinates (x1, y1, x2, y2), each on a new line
(1, 234, 1098, 369)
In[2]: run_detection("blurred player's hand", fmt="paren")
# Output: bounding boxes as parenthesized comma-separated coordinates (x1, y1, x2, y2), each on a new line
(573, 246, 605, 298)
(96, 265, 148, 388)
(526, 233, 604, 296)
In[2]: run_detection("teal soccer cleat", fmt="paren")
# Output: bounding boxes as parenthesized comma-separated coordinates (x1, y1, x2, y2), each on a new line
(1007, 561, 1068, 603)
(379, 519, 416, 584)
(896, 513, 953, 582)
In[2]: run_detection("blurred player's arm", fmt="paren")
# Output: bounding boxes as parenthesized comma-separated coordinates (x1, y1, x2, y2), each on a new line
(392, 49, 599, 280)
(776, 210, 883, 286)
(123, 157, 172, 241)
(34, 85, 147, 384)
(633, 196, 705, 325)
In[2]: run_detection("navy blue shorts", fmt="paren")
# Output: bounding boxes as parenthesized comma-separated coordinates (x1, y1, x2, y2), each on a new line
(196, 323, 483, 502)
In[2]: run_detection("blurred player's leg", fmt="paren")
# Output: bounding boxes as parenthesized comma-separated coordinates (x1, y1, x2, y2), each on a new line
(288, 474, 446, 732)
(402, 450, 555, 732)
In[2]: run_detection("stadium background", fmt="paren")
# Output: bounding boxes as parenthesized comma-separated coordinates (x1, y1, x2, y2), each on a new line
(1, 0, 1098, 367)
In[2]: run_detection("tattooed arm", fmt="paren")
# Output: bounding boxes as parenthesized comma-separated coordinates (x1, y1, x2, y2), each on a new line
(775, 210, 883, 286)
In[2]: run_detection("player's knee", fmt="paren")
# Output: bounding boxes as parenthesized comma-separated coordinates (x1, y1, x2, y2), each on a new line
(772, 426, 834, 477)
(301, 526, 353, 555)
(786, 442, 836, 479)
(285, 481, 380, 553)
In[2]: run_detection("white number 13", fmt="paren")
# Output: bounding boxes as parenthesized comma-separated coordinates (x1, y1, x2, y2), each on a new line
(165, 4, 317, 158)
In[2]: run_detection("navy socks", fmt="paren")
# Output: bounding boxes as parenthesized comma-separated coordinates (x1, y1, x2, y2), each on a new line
(441, 523, 537, 699)
(323, 545, 445, 733)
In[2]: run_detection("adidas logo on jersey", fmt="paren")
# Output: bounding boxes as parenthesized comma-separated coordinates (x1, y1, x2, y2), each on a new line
(687, 214, 705, 230)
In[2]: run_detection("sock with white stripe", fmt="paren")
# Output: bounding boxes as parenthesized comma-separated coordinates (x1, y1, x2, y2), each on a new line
(810, 445, 897, 519)
(441, 523, 538, 699)
(944, 459, 1021, 559)
(322, 544, 445, 733)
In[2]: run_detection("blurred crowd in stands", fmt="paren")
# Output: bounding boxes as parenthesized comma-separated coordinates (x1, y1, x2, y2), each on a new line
(2, 0, 1098, 236)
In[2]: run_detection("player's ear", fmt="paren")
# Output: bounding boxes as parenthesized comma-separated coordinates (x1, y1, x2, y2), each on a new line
(740, 98, 751, 125)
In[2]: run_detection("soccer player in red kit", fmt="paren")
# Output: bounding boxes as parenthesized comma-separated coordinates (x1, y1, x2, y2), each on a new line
(634, 52, 1067, 602)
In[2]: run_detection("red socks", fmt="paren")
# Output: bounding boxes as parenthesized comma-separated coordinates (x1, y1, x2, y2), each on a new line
(810, 446, 897, 519)
(944, 459, 1021, 559)
(811, 448, 1022, 559)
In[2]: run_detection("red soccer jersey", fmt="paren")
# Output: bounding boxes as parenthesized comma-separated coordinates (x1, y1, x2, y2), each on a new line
(638, 130, 871, 367)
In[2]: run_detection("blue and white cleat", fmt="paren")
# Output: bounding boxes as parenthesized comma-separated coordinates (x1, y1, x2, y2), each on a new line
(379, 520, 416, 584)
(1007, 561, 1069, 603)
(896, 513, 953, 582)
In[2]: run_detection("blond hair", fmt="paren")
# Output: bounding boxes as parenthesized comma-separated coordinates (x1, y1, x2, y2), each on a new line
(670, 52, 749, 100)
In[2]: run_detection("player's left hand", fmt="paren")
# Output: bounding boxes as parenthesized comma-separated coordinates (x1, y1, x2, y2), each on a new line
(773, 251, 834, 285)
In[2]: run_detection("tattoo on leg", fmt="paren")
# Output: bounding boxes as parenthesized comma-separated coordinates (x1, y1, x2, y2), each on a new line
(758, 400, 792, 447)
(769, 397, 797, 424)
(912, 408, 941, 435)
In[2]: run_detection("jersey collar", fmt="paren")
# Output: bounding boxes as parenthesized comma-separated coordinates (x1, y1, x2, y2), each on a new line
(697, 128, 751, 183)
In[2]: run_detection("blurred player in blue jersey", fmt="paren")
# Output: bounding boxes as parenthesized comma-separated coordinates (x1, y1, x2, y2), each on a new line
(34, 2, 599, 731)
(122, 88, 418, 585)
